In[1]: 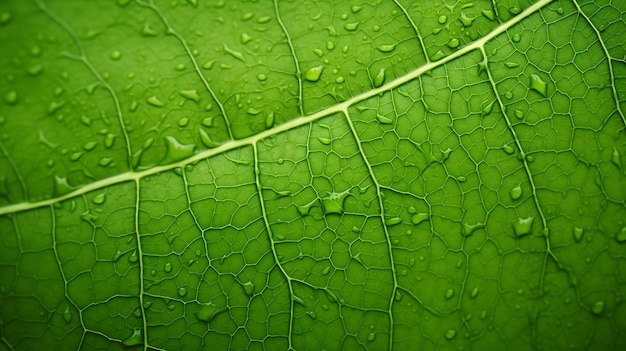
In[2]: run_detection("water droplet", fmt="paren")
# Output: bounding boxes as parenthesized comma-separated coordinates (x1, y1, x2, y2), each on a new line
(201, 117, 213, 127)
(256, 73, 267, 81)
(611, 147, 622, 169)
(242, 281, 255, 296)
(122, 329, 142, 347)
(377, 44, 396, 53)
(223, 44, 245, 62)
(573, 227, 584, 242)
(0, 12, 12, 24)
(438, 15, 447, 24)
(304, 66, 324, 82)
(591, 300, 604, 315)
(411, 213, 428, 225)
(505, 62, 519, 68)
(387, 217, 402, 226)
(256, 16, 271, 24)
(505, 91, 513, 99)
(617, 227, 626, 243)
(513, 217, 534, 237)
(470, 287, 479, 298)
(509, 7, 522, 15)
(265, 112, 275, 129)
(321, 266, 331, 275)
(247, 107, 262, 115)
(438, 287, 455, 301)
(5, 91, 17, 105)
(147, 96, 165, 107)
(351, 5, 362, 13)
(195, 303, 225, 322)
(373, 67, 386, 88)
(92, 193, 106, 204)
(240, 32, 253, 44)
(376, 114, 392, 124)
(447, 38, 460, 48)
(445, 329, 456, 340)
(178, 287, 187, 297)
(367, 332, 376, 342)
(69, 152, 83, 162)
(344, 22, 359, 31)
(179, 89, 200, 102)
(482, 9, 495, 20)
(177, 118, 189, 128)
(62, 307, 72, 323)
(128, 250, 137, 263)
(27, 64, 43, 76)
(322, 189, 351, 215)
(431, 49, 446, 61)
(318, 137, 331, 145)
(164, 262, 172, 273)
(110, 51, 121, 60)
(460, 13, 474, 27)
(175, 63, 186, 71)
(510, 184, 522, 200)
(463, 222, 484, 236)
(529, 74, 548, 97)
(99, 157, 113, 167)
(164, 135, 195, 162)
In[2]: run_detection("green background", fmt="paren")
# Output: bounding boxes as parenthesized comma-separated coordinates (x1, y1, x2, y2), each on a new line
(0, 0, 625, 350)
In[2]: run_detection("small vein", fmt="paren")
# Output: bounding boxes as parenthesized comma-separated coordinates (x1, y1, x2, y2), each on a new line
(341, 107, 397, 351)
(0, 0, 556, 217)
(571, 0, 626, 128)
(34, 0, 134, 169)
(273, 0, 303, 116)
(480, 46, 558, 291)
(136, 0, 234, 140)
(252, 142, 295, 351)
(391, 0, 430, 64)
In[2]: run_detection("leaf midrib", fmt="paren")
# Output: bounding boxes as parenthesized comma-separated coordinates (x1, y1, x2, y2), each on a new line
(0, 0, 554, 216)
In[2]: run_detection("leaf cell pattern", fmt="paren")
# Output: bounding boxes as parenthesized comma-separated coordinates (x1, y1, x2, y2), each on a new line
(0, 0, 625, 350)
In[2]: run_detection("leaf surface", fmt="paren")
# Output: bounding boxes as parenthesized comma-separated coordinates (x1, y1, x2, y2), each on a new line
(0, 0, 625, 350)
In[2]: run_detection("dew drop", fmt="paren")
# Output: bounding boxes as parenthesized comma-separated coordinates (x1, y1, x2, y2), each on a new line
(470, 287, 479, 298)
(147, 96, 165, 107)
(179, 89, 200, 102)
(376, 114, 392, 124)
(377, 44, 396, 53)
(505, 62, 519, 68)
(128, 250, 138, 263)
(195, 303, 225, 322)
(482, 9, 495, 20)
(178, 287, 187, 297)
(322, 190, 351, 215)
(265, 112, 275, 129)
(201, 117, 213, 127)
(321, 266, 331, 275)
(445, 289, 455, 300)
(164, 135, 195, 162)
(5, 91, 18, 105)
(617, 227, 626, 243)
(411, 213, 428, 225)
(513, 217, 534, 237)
(62, 307, 72, 324)
(386, 217, 402, 226)
(257, 73, 267, 81)
(373, 67, 386, 88)
(460, 13, 474, 27)
(242, 281, 255, 296)
(505, 91, 513, 99)
(367, 332, 376, 342)
(240, 33, 252, 44)
(438, 15, 447, 24)
(175, 63, 186, 71)
(344, 22, 359, 31)
(164, 262, 172, 273)
(573, 227, 584, 242)
(463, 222, 484, 236)
(304, 66, 324, 82)
(591, 300, 604, 315)
(92, 193, 106, 205)
(529, 74, 548, 97)
(122, 329, 142, 347)
(28, 65, 43, 76)
(318, 137, 331, 145)
(447, 38, 460, 48)
(431, 49, 446, 61)
(445, 329, 456, 340)
(99, 157, 113, 167)
(510, 184, 522, 200)
(178, 118, 189, 127)
(110, 51, 122, 60)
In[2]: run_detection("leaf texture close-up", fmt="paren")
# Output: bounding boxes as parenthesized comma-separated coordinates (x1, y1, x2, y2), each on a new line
(0, 0, 625, 350)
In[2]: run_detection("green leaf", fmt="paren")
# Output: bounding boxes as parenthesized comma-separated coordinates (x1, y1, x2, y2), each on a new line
(1, 0, 625, 350)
